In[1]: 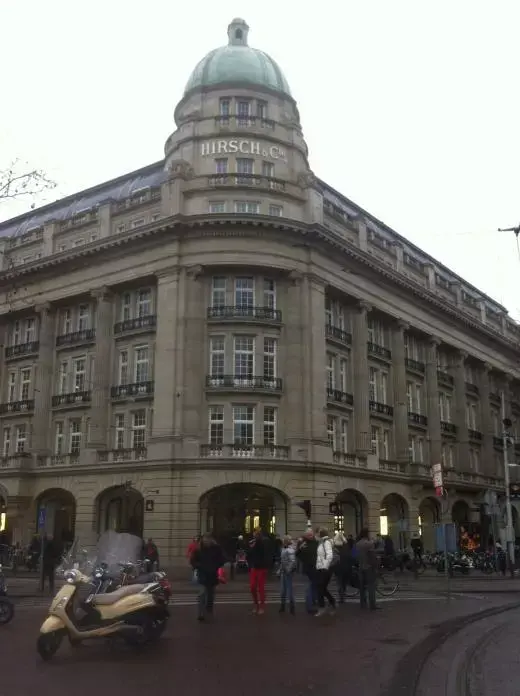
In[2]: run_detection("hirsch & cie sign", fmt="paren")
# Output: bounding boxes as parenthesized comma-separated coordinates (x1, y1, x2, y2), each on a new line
(200, 139, 287, 161)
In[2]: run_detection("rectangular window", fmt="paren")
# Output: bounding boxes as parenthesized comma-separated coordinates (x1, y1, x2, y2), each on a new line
(12, 320, 21, 346)
(367, 318, 385, 346)
(58, 361, 68, 394)
(209, 336, 225, 377)
(415, 384, 423, 413)
(209, 201, 226, 214)
(24, 318, 35, 343)
(234, 336, 254, 378)
(236, 158, 254, 175)
(131, 410, 147, 449)
(409, 435, 424, 463)
(369, 368, 388, 403)
(134, 346, 150, 383)
(371, 426, 390, 459)
(234, 277, 254, 307)
(340, 419, 348, 453)
(466, 402, 478, 430)
(54, 422, 64, 455)
(62, 309, 72, 335)
(7, 372, 16, 402)
(119, 350, 129, 385)
(115, 414, 125, 449)
(73, 357, 86, 392)
(327, 415, 336, 449)
(268, 205, 283, 217)
(263, 338, 277, 379)
(69, 420, 82, 454)
(219, 98, 230, 117)
(208, 406, 224, 445)
(234, 201, 260, 214)
(211, 277, 227, 307)
(263, 406, 277, 445)
(2, 428, 10, 457)
(137, 289, 151, 317)
(404, 334, 422, 361)
(237, 100, 251, 125)
(233, 405, 254, 445)
(491, 409, 500, 436)
(326, 354, 335, 391)
(15, 425, 26, 453)
(257, 101, 267, 119)
(20, 368, 31, 401)
(369, 367, 376, 402)
(325, 297, 333, 327)
(121, 293, 131, 321)
(470, 448, 481, 472)
(441, 443, 454, 468)
(77, 304, 89, 331)
(406, 382, 414, 412)
(439, 393, 452, 421)
(263, 278, 276, 309)
(215, 158, 228, 175)
(339, 359, 348, 393)
(262, 161, 274, 178)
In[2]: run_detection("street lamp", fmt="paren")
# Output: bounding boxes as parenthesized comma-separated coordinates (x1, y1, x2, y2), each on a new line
(501, 391, 516, 574)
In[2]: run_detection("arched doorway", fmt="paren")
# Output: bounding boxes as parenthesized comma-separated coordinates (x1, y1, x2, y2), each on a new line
(418, 497, 440, 552)
(35, 488, 76, 546)
(333, 489, 368, 537)
(380, 493, 409, 550)
(199, 483, 287, 547)
(452, 500, 470, 528)
(96, 485, 144, 538)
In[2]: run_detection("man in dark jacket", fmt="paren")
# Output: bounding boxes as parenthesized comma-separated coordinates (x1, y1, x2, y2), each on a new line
(247, 527, 270, 615)
(296, 530, 318, 614)
(356, 528, 378, 611)
(191, 534, 225, 621)
(40, 535, 62, 594)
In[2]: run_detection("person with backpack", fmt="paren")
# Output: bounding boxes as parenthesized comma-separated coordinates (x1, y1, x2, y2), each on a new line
(279, 535, 297, 614)
(296, 530, 319, 614)
(315, 527, 336, 617)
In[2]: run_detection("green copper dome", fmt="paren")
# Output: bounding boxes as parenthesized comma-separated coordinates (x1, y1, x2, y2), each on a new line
(184, 19, 292, 97)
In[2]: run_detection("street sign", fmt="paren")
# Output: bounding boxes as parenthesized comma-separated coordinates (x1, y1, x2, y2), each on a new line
(38, 507, 46, 530)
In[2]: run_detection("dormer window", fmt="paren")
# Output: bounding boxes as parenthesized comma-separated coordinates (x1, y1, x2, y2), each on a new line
(235, 28, 243, 40)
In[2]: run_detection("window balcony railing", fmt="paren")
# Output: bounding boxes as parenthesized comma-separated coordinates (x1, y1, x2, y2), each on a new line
(367, 342, 392, 360)
(325, 324, 352, 345)
(114, 315, 157, 334)
(36, 453, 81, 468)
(468, 429, 483, 441)
(408, 412, 428, 426)
(369, 401, 394, 417)
(404, 357, 425, 373)
(437, 370, 454, 386)
(326, 388, 354, 406)
(466, 382, 479, 396)
(200, 444, 289, 459)
(207, 306, 282, 323)
(207, 173, 286, 193)
(56, 328, 96, 347)
(111, 382, 155, 399)
(0, 399, 34, 415)
(0, 453, 32, 470)
(98, 448, 148, 463)
(441, 421, 457, 435)
(52, 391, 91, 407)
(332, 452, 358, 467)
(205, 375, 283, 392)
(5, 341, 39, 360)
(214, 114, 276, 130)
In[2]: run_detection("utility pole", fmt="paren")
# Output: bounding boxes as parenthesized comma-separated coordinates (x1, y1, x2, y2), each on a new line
(501, 390, 515, 576)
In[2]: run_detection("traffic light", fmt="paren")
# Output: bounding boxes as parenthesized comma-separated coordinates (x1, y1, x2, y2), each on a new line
(295, 500, 312, 520)
(329, 502, 340, 515)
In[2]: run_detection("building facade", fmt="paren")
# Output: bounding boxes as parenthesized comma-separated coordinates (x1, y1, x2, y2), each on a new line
(0, 18, 520, 560)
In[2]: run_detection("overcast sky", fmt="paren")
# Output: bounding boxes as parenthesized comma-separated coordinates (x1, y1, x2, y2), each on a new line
(2, 1, 519, 318)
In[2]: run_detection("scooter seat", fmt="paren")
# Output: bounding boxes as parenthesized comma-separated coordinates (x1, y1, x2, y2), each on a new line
(93, 584, 148, 605)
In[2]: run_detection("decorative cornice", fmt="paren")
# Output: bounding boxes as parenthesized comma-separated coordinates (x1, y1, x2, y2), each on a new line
(186, 264, 204, 279)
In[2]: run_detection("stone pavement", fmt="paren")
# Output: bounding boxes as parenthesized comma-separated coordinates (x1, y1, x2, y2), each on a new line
(4, 593, 519, 695)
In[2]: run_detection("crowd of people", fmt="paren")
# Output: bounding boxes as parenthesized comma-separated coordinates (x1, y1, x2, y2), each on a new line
(187, 526, 382, 621)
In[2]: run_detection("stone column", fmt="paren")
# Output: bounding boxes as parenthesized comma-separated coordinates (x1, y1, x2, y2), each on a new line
(454, 350, 469, 471)
(392, 321, 409, 463)
(148, 267, 181, 460)
(478, 364, 494, 476)
(352, 302, 371, 455)
(32, 303, 56, 458)
(425, 337, 442, 467)
(87, 287, 113, 449)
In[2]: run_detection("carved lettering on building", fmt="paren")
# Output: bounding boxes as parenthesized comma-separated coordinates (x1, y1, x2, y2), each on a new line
(200, 139, 286, 161)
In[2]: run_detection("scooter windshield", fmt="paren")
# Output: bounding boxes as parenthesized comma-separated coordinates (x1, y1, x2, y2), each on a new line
(94, 531, 143, 575)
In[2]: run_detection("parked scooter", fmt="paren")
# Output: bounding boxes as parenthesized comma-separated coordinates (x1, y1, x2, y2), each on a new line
(0, 564, 14, 625)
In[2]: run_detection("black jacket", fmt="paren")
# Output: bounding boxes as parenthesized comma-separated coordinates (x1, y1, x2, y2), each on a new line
(296, 538, 318, 575)
(247, 536, 270, 569)
(191, 543, 225, 586)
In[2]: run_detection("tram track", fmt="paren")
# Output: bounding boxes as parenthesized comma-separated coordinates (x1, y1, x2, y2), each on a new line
(382, 600, 520, 696)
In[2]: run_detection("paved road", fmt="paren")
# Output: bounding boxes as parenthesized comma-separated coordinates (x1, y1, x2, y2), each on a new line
(2, 594, 518, 696)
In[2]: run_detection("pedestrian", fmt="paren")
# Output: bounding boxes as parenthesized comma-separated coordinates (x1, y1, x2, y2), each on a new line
(143, 537, 159, 572)
(356, 528, 378, 611)
(296, 529, 319, 614)
(315, 527, 336, 617)
(279, 535, 297, 614)
(332, 532, 350, 603)
(40, 534, 61, 595)
(190, 534, 225, 622)
(247, 526, 269, 615)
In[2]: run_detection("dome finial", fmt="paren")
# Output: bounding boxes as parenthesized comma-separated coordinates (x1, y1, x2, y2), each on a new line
(228, 18, 249, 46)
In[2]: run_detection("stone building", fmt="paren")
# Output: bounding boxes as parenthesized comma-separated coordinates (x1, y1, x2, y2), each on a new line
(0, 18, 519, 561)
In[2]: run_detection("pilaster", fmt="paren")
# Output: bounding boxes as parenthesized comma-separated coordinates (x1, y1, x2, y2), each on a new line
(87, 287, 113, 449)
(425, 337, 442, 466)
(181, 265, 205, 442)
(478, 363, 494, 476)
(32, 303, 56, 455)
(353, 301, 371, 455)
(392, 321, 409, 462)
(454, 350, 470, 471)
(284, 271, 306, 445)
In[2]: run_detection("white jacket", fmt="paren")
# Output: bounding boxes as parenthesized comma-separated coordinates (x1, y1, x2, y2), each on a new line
(316, 537, 333, 570)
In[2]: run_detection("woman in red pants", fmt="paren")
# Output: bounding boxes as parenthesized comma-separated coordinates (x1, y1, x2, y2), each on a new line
(247, 527, 270, 615)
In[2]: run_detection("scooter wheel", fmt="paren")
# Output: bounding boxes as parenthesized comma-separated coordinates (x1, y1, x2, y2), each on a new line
(37, 631, 64, 661)
(0, 598, 14, 625)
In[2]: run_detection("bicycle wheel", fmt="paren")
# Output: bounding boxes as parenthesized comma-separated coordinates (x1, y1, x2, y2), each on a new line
(376, 571, 399, 597)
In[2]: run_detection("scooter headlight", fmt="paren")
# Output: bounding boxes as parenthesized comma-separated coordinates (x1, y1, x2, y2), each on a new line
(64, 569, 79, 584)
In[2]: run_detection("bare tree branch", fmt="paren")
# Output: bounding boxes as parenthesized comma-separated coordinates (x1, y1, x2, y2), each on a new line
(0, 160, 56, 206)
